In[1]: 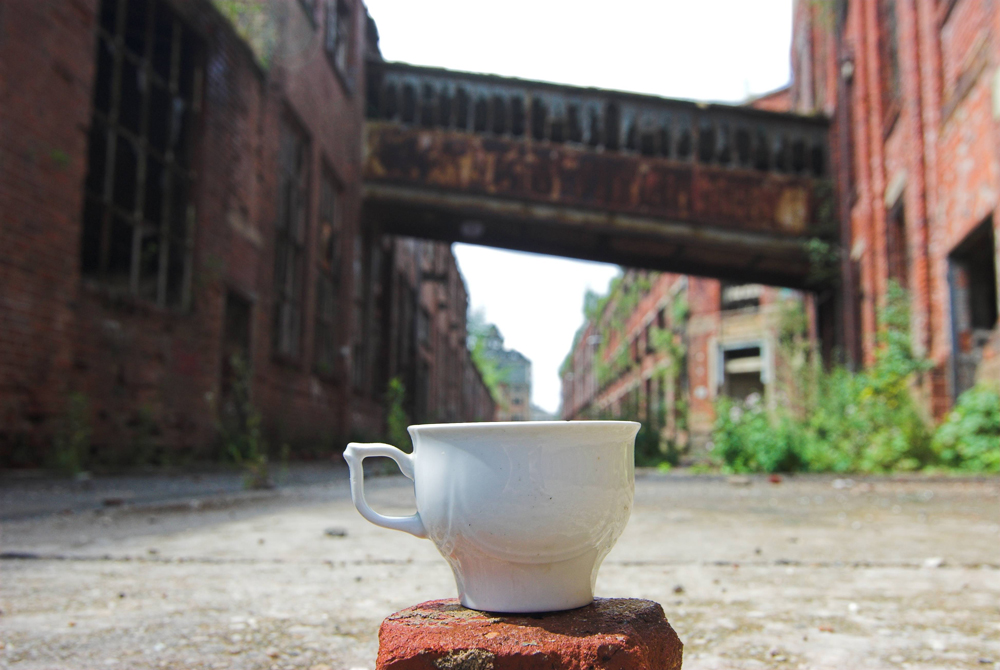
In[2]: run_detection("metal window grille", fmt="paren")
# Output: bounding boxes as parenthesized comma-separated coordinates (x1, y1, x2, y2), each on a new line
(81, 0, 201, 308)
(314, 168, 341, 374)
(273, 117, 310, 359)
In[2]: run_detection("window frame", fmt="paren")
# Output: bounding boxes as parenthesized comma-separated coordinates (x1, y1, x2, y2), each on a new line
(272, 113, 311, 364)
(81, 0, 202, 310)
(312, 162, 343, 379)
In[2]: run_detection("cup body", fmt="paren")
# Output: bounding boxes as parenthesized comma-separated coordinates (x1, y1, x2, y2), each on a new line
(408, 421, 637, 612)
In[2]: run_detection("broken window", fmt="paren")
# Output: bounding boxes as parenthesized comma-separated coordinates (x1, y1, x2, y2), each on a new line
(325, 0, 353, 82)
(274, 116, 310, 360)
(949, 218, 998, 397)
(720, 345, 765, 400)
(886, 200, 908, 289)
(314, 166, 341, 376)
(82, 0, 201, 308)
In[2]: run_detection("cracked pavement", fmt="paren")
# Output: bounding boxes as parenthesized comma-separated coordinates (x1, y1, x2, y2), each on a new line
(1, 468, 998, 669)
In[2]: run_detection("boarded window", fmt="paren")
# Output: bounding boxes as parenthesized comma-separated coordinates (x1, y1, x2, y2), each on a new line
(274, 116, 310, 360)
(82, 0, 201, 307)
(314, 166, 341, 376)
(720, 283, 762, 311)
(721, 346, 765, 400)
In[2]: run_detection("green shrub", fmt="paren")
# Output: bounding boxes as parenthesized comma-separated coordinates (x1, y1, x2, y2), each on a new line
(932, 385, 1000, 472)
(52, 392, 91, 473)
(217, 353, 271, 489)
(712, 282, 936, 474)
(713, 395, 804, 473)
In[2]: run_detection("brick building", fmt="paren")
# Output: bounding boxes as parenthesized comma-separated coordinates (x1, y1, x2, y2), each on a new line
(478, 325, 531, 421)
(791, 0, 999, 415)
(560, 270, 807, 453)
(0, 0, 491, 465)
(380, 237, 495, 428)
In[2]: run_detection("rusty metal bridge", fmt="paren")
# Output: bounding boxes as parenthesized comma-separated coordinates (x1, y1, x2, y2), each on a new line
(363, 61, 834, 289)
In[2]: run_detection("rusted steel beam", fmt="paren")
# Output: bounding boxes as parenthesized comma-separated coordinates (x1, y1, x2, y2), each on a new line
(365, 124, 834, 238)
(365, 60, 830, 179)
(361, 61, 837, 288)
(364, 184, 820, 289)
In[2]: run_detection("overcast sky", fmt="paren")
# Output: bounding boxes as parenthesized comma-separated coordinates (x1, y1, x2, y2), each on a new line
(364, 0, 794, 414)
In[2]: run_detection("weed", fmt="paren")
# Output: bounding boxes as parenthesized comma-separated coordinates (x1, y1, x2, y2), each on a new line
(52, 393, 91, 474)
(216, 352, 271, 489)
(712, 282, 937, 473)
(932, 385, 1000, 472)
(385, 376, 411, 453)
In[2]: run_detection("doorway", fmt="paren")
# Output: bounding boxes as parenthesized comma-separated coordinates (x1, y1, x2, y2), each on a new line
(948, 218, 998, 398)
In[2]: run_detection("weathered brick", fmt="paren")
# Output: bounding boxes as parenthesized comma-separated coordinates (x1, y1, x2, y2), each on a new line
(376, 599, 683, 670)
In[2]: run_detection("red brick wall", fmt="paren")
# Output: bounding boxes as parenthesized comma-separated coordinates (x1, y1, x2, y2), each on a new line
(0, 0, 380, 463)
(0, 0, 101, 461)
(792, 0, 1000, 417)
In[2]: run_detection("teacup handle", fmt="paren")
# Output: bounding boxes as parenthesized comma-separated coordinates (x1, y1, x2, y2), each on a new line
(343, 443, 427, 539)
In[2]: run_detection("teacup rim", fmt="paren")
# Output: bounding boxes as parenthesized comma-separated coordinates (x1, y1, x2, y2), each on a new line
(408, 420, 640, 433)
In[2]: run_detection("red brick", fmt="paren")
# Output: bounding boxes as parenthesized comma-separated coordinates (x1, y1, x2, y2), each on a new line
(376, 599, 683, 670)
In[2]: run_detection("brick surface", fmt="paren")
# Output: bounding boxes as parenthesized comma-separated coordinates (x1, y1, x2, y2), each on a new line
(792, 0, 1000, 415)
(375, 598, 683, 670)
(0, 0, 492, 464)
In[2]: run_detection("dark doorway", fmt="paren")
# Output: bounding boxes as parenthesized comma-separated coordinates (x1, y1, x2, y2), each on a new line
(948, 218, 998, 398)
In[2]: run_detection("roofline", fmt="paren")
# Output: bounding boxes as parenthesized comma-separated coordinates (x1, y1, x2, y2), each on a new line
(369, 60, 828, 126)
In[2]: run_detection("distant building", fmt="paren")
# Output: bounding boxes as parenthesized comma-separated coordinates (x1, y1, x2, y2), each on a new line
(383, 238, 495, 427)
(480, 326, 532, 421)
(560, 269, 810, 455)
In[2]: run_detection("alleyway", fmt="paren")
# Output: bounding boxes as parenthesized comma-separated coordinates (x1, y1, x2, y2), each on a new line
(2, 471, 998, 670)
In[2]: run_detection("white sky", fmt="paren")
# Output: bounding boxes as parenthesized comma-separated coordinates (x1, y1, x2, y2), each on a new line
(364, 0, 794, 414)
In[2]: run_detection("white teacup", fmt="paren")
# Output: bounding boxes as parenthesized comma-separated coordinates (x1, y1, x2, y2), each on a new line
(343, 421, 638, 613)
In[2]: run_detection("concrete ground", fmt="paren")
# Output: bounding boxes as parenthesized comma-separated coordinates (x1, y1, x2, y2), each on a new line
(1, 468, 998, 670)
